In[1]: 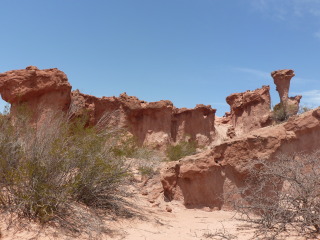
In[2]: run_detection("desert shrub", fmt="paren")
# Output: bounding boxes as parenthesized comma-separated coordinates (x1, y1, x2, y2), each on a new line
(129, 147, 164, 177)
(68, 122, 128, 208)
(272, 102, 300, 123)
(232, 152, 320, 239)
(110, 135, 139, 158)
(0, 108, 128, 223)
(137, 166, 154, 176)
(272, 103, 288, 122)
(166, 140, 197, 161)
(0, 111, 71, 222)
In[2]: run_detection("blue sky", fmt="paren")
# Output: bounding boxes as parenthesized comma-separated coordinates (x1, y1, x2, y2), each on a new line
(1, 0, 320, 116)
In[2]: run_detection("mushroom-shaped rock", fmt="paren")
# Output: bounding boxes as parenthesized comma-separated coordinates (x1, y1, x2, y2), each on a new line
(0, 66, 72, 122)
(271, 69, 301, 116)
(271, 69, 295, 103)
(0, 66, 71, 105)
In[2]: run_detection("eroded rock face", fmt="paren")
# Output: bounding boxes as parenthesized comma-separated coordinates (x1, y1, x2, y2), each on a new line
(122, 94, 174, 148)
(71, 91, 216, 148)
(225, 86, 271, 135)
(161, 108, 320, 208)
(172, 105, 216, 146)
(0, 66, 217, 149)
(271, 69, 302, 116)
(0, 66, 71, 121)
(271, 69, 295, 103)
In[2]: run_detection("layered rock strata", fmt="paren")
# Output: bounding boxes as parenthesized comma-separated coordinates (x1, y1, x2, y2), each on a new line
(71, 91, 215, 148)
(0, 66, 216, 148)
(161, 108, 320, 208)
(225, 85, 271, 135)
(0, 66, 71, 122)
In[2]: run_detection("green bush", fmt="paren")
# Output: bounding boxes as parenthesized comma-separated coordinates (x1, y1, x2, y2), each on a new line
(0, 108, 128, 223)
(272, 103, 288, 122)
(110, 135, 139, 158)
(138, 166, 154, 176)
(166, 140, 197, 161)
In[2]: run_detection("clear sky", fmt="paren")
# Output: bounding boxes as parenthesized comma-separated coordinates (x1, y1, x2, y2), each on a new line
(1, 0, 320, 116)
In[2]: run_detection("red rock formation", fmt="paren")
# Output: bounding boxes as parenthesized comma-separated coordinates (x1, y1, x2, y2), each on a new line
(0, 66, 71, 122)
(271, 69, 302, 116)
(161, 108, 320, 208)
(271, 69, 295, 103)
(71, 90, 125, 127)
(0, 66, 217, 149)
(122, 94, 174, 148)
(70, 91, 174, 147)
(215, 112, 231, 125)
(172, 105, 215, 146)
(71, 91, 215, 148)
(225, 85, 271, 135)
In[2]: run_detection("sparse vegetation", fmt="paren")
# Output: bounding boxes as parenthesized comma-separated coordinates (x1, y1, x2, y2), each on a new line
(231, 152, 320, 239)
(271, 102, 298, 123)
(0, 107, 130, 226)
(272, 103, 287, 122)
(111, 135, 139, 158)
(133, 147, 164, 178)
(203, 225, 237, 240)
(166, 140, 197, 161)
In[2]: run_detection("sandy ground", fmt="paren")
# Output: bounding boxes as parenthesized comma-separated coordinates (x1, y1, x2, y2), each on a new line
(0, 173, 312, 240)
(110, 199, 254, 240)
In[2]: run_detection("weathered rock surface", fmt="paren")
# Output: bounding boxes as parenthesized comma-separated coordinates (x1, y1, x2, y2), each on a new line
(0, 67, 216, 148)
(161, 108, 320, 208)
(271, 69, 302, 116)
(0, 66, 71, 122)
(71, 91, 215, 148)
(172, 105, 215, 146)
(0, 66, 316, 211)
(271, 69, 295, 103)
(225, 85, 271, 135)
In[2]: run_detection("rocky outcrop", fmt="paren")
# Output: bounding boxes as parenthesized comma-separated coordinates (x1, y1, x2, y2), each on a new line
(225, 86, 271, 135)
(161, 108, 320, 208)
(71, 91, 215, 148)
(271, 69, 302, 116)
(122, 94, 174, 148)
(71, 90, 126, 127)
(0, 66, 71, 122)
(0, 66, 216, 148)
(172, 105, 215, 146)
(271, 69, 295, 103)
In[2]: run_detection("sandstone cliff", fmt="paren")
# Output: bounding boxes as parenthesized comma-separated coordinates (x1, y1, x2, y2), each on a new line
(161, 108, 320, 208)
(0, 66, 314, 210)
(70, 90, 215, 148)
(160, 69, 313, 209)
(225, 85, 271, 135)
(0, 66, 216, 148)
(0, 66, 71, 122)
